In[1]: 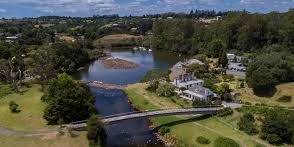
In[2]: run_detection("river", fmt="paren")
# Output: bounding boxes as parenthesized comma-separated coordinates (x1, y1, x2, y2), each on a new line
(73, 49, 181, 147)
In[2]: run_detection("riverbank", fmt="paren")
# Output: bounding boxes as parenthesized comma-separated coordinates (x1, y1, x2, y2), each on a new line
(124, 83, 270, 147)
(102, 58, 139, 69)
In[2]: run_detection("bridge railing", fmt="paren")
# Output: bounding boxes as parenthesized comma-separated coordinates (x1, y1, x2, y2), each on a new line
(70, 105, 223, 124)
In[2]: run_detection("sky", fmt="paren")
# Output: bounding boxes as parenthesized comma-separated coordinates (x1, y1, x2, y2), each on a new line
(0, 0, 293, 18)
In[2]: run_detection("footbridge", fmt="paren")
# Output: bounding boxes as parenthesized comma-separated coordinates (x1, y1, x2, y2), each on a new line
(68, 106, 223, 129)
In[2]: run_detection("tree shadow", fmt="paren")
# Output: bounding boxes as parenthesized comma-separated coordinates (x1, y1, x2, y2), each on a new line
(152, 115, 212, 132)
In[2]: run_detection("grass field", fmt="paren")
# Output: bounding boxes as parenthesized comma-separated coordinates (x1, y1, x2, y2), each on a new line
(0, 131, 88, 147)
(237, 82, 294, 107)
(94, 34, 142, 47)
(0, 85, 47, 131)
(124, 83, 270, 147)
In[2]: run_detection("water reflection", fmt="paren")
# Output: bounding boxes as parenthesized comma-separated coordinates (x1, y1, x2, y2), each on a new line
(74, 49, 181, 146)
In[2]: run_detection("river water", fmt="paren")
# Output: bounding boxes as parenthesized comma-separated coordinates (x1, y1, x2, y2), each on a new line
(74, 49, 181, 147)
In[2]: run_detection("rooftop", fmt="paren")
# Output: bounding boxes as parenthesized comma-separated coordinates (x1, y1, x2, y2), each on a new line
(184, 85, 216, 98)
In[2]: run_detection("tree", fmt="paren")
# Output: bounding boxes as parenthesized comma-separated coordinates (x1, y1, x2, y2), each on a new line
(218, 51, 228, 68)
(208, 39, 225, 58)
(246, 53, 294, 95)
(29, 47, 57, 83)
(87, 115, 107, 147)
(42, 73, 96, 124)
(248, 66, 275, 95)
(188, 64, 208, 79)
(156, 82, 175, 97)
(238, 113, 257, 135)
(217, 83, 232, 99)
(146, 80, 159, 92)
(260, 109, 293, 145)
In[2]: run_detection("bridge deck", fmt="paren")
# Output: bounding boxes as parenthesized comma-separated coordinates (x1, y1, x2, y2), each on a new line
(68, 107, 223, 129)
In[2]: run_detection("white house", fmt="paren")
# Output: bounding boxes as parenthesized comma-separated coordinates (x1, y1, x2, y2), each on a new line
(182, 85, 217, 101)
(170, 60, 204, 89)
(170, 59, 217, 101)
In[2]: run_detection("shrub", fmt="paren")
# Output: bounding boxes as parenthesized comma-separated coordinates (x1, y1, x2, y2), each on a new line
(0, 84, 12, 98)
(266, 134, 282, 145)
(244, 102, 252, 105)
(217, 107, 233, 117)
(159, 126, 170, 135)
(156, 82, 175, 97)
(238, 113, 258, 135)
(277, 95, 292, 102)
(146, 80, 159, 92)
(213, 137, 240, 147)
(9, 101, 20, 113)
(196, 136, 211, 144)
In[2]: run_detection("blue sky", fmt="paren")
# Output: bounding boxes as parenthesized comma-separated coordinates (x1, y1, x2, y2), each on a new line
(0, 0, 293, 18)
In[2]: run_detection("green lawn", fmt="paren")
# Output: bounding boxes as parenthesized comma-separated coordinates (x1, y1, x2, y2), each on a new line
(0, 85, 48, 131)
(124, 83, 270, 147)
(0, 131, 88, 147)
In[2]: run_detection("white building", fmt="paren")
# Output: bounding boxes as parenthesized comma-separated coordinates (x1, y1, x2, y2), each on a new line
(170, 59, 217, 101)
(170, 60, 204, 89)
(182, 85, 217, 101)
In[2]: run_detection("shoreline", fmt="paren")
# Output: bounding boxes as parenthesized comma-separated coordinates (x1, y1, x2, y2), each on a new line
(124, 88, 177, 146)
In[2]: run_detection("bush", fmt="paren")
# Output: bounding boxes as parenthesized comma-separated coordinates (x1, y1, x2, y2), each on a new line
(196, 136, 211, 144)
(0, 84, 12, 98)
(213, 137, 240, 147)
(277, 95, 292, 102)
(156, 82, 175, 97)
(9, 101, 20, 113)
(217, 107, 233, 117)
(266, 134, 282, 145)
(238, 113, 258, 135)
(159, 126, 170, 135)
(146, 80, 159, 92)
(141, 69, 169, 82)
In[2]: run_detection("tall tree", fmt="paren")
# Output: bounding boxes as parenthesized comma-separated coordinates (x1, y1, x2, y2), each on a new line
(42, 73, 96, 124)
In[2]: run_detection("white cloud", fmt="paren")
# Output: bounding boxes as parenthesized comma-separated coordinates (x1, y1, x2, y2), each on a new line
(0, 8, 6, 13)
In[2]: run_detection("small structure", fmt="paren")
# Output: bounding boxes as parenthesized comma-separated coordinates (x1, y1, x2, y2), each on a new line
(182, 85, 217, 101)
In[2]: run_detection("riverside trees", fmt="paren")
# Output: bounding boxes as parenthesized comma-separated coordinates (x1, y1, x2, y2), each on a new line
(42, 73, 96, 124)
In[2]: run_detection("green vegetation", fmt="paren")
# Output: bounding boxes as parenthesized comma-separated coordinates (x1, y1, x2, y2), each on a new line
(0, 85, 46, 131)
(0, 84, 13, 98)
(213, 137, 240, 147)
(246, 53, 294, 95)
(237, 82, 294, 107)
(9, 101, 20, 113)
(87, 115, 107, 147)
(240, 106, 294, 145)
(0, 132, 88, 147)
(94, 34, 141, 48)
(196, 136, 211, 144)
(125, 83, 267, 147)
(156, 82, 175, 97)
(159, 126, 171, 136)
(217, 107, 233, 117)
(42, 73, 96, 125)
(152, 11, 294, 55)
(141, 69, 170, 82)
(277, 95, 292, 103)
(237, 113, 257, 135)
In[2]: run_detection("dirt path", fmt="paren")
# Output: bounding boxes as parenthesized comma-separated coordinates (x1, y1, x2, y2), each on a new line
(0, 125, 58, 137)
